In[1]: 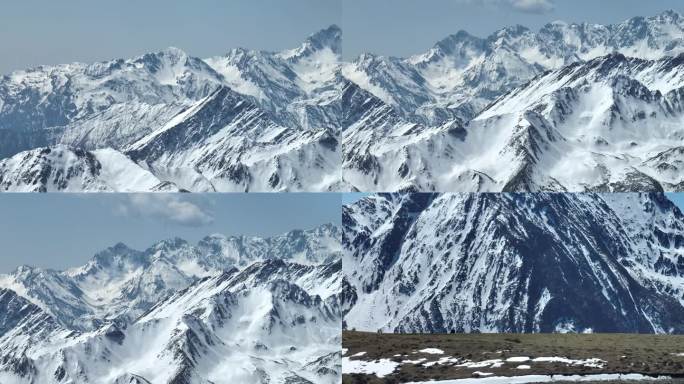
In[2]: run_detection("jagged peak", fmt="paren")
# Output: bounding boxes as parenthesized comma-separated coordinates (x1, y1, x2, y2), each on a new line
(137, 46, 189, 62)
(302, 24, 342, 53)
(150, 237, 189, 251)
(311, 222, 340, 233)
(280, 24, 342, 59)
(202, 233, 228, 241)
(12, 265, 36, 274)
(87, 242, 145, 269)
(93, 241, 136, 257)
(308, 24, 342, 47)
(435, 30, 482, 49)
(495, 24, 532, 38)
(11, 264, 48, 276)
(653, 9, 682, 22)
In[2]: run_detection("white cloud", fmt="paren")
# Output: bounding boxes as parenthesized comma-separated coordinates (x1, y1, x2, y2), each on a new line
(507, 0, 554, 14)
(115, 195, 214, 227)
(458, 0, 555, 14)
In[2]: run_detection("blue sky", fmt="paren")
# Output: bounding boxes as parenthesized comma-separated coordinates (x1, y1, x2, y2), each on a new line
(667, 193, 684, 213)
(342, 193, 369, 205)
(342, 0, 684, 58)
(0, 193, 341, 273)
(0, 0, 340, 73)
(3, 1, 684, 72)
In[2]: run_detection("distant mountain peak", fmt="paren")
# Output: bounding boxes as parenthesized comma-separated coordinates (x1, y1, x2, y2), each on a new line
(305, 24, 342, 52)
(151, 237, 189, 250)
(281, 24, 342, 59)
(657, 8, 681, 20)
(139, 46, 188, 61)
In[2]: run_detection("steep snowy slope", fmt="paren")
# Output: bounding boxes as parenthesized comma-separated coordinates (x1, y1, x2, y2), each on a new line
(0, 145, 179, 192)
(343, 193, 684, 334)
(0, 224, 341, 330)
(0, 47, 222, 158)
(342, 10, 684, 192)
(0, 26, 343, 192)
(344, 51, 684, 192)
(0, 261, 341, 384)
(342, 81, 475, 192)
(206, 25, 344, 132)
(126, 86, 340, 192)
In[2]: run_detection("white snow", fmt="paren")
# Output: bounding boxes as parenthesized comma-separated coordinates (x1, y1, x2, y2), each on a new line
(342, 357, 399, 378)
(506, 357, 530, 362)
(419, 348, 445, 355)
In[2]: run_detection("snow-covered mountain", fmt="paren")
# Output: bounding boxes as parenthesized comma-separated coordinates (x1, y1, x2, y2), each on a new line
(342, 10, 684, 192)
(0, 224, 342, 383)
(342, 193, 684, 334)
(0, 223, 341, 330)
(0, 261, 341, 384)
(0, 26, 343, 192)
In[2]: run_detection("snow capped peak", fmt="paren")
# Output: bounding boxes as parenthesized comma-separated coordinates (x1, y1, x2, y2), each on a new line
(0, 224, 342, 331)
(495, 24, 532, 39)
(307, 24, 342, 52)
(343, 11, 684, 192)
(658, 9, 682, 22)
(433, 30, 484, 53)
(0, 238, 341, 383)
(150, 237, 189, 251)
(281, 24, 342, 60)
(0, 25, 343, 192)
(88, 242, 145, 267)
(134, 46, 190, 67)
(158, 46, 187, 57)
(12, 265, 36, 275)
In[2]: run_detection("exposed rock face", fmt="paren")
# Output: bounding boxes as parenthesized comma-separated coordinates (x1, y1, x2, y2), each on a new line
(343, 193, 684, 334)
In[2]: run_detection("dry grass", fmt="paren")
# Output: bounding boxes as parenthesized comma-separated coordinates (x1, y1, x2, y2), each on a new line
(342, 331, 684, 383)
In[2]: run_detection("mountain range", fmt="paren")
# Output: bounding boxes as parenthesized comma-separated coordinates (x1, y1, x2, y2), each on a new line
(0, 224, 342, 384)
(342, 193, 684, 334)
(0, 26, 343, 192)
(5, 11, 684, 192)
(342, 10, 684, 192)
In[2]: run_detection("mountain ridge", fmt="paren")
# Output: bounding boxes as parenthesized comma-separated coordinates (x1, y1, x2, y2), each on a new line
(342, 193, 684, 334)
(342, 10, 684, 192)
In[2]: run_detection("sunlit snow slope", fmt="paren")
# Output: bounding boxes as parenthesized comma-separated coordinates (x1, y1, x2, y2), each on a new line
(0, 26, 343, 192)
(343, 10, 684, 192)
(0, 224, 342, 384)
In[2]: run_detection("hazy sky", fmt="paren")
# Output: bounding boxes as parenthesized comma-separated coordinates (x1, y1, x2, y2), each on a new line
(0, 194, 341, 273)
(3, 1, 684, 72)
(667, 193, 684, 213)
(342, 0, 684, 58)
(0, 0, 341, 74)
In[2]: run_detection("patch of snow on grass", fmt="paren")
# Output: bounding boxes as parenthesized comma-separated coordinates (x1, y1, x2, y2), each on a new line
(506, 357, 530, 362)
(342, 357, 399, 378)
(419, 348, 445, 354)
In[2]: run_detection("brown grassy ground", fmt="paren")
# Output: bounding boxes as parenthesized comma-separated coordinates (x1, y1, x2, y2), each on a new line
(343, 331, 684, 383)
